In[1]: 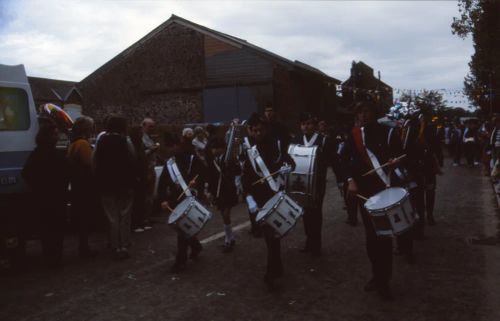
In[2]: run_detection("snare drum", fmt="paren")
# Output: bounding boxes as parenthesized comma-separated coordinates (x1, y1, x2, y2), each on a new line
(286, 144, 318, 206)
(168, 197, 212, 238)
(363, 187, 416, 237)
(256, 192, 304, 238)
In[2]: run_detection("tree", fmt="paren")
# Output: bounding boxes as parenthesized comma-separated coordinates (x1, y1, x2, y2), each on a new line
(399, 90, 477, 122)
(452, 0, 500, 115)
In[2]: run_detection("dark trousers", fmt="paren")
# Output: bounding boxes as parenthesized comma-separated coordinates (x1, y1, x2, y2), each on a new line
(344, 183, 359, 224)
(132, 186, 146, 229)
(452, 143, 462, 164)
(464, 142, 476, 166)
(360, 207, 392, 285)
(263, 225, 283, 279)
(303, 205, 323, 254)
(249, 210, 261, 235)
(71, 191, 94, 253)
(40, 205, 65, 266)
(412, 172, 436, 237)
(176, 233, 202, 265)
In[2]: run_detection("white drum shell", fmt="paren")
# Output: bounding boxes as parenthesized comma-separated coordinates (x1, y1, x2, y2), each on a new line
(286, 144, 318, 206)
(256, 192, 304, 238)
(168, 197, 212, 238)
(364, 187, 415, 237)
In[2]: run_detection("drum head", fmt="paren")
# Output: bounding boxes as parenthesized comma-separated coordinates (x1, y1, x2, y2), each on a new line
(168, 197, 192, 224)
(365, 187, 407, 211)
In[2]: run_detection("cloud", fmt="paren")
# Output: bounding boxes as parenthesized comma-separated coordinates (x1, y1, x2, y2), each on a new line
(0, 0, 473, 94)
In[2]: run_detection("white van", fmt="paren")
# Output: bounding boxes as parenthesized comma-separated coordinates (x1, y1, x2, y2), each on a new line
(0, 64, 39, 270)
(0, 64, 39, 194)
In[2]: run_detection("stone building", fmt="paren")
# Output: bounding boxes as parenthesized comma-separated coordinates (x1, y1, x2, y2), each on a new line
(78, 15, 341, 127)
(340, 61, 393, 115)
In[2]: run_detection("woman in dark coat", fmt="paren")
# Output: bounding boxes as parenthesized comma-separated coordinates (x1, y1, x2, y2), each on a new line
(23, 120, 69, 267)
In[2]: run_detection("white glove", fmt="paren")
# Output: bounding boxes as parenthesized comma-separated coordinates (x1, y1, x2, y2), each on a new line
(246, 195, 258, 214)
(280, 164, 292, 176)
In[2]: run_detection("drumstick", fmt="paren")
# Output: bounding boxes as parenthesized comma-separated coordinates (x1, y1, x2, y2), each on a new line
(356, 194, 369, 201)
(362, 154, 407, 177)
(252, 169, 282, 186)
(177, 175, 199, 200)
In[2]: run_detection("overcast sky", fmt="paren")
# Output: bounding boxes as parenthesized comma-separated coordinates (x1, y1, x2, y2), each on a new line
(0, 0, 473, 101)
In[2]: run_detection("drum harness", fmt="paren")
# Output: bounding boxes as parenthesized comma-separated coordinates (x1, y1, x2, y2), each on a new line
(166, 156, 194, 198)
(360, 127, 391, 188)
(246, 139, 282, 192)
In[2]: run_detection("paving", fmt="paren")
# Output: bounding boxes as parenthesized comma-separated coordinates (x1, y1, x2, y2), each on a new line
(1, 159, 500, 321)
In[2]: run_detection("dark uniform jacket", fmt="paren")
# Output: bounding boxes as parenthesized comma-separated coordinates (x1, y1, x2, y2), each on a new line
(157, 148, 204, 208)
(241, 136, 292, 207)
(401, 117, 442, 177)
(207, 155, 240, 210)
(341, 122, 403, 197)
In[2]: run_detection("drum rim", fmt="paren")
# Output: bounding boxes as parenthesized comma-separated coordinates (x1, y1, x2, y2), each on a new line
(167, 197, 195, 224)
(364, 188, 409, 211)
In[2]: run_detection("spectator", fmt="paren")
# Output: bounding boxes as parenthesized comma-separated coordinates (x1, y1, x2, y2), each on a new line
(130, 125, 150, 233)
(450, 122, 463, 166)
(463, 119, 479, 167)
(94, 115, 137, 260)
(22, 120, 69, 268)
(67, 116, 97, 257)
(141, 118, 158, 230)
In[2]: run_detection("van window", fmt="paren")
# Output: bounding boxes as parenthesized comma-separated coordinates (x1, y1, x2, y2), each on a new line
(0, 87, 30, 131)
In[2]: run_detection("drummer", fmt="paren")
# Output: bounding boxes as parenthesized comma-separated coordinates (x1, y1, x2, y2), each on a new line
(292, 112, 339, 257)
(342, 99, 404, 300)
(206, 137, 241, 252)
(241, 112, 293, 291)
(158, 131, 204, 273)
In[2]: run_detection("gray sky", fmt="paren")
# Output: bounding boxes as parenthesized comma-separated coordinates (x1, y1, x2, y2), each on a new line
(0, 0, 474, 106)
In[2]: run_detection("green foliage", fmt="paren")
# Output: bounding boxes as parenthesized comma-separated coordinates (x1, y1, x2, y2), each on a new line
(400, 90, 475, 121)
(451, 0, 500, 113)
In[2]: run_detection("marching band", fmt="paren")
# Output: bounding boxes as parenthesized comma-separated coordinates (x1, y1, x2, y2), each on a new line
(150, 95, 443, 299)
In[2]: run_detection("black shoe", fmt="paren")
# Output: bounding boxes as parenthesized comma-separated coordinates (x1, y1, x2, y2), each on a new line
(79, 249, 97, 258)
(378, 284, 393, 300)
(230, 239, 236, 247)
(264, 275, 276, 292)
(222, 243, 233, 253)
(170, 263, 187, 274)
(394, 249, 404, 256)
(299, 246, 311, 253)
(405, 254, 416, 265)
(311, 250, 322, 258)
(190, 246, 203, 260)
(252, 230, 263, 238)
(364, 279, 378, 292)
(345, 220, 357, 226)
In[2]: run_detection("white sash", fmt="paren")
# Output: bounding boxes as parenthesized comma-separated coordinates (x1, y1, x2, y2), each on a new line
(248, 146, 280, 192)
(303, 133, 318, 147)
(166, 157, 192, 197)
(361, 127, 390, 187)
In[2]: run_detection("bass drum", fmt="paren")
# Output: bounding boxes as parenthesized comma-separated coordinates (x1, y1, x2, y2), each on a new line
(286, 144, 318, 206)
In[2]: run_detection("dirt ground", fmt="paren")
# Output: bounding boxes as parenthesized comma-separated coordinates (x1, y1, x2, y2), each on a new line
(1, 159, 499, 321)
